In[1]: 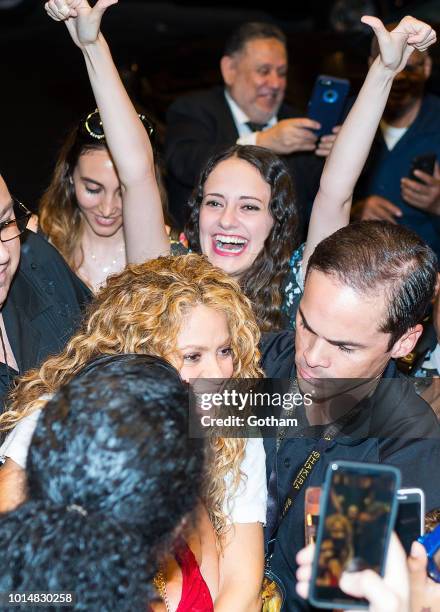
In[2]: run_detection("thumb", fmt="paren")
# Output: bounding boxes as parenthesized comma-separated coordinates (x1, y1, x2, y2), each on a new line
(361, 15, 390, 43)
(92, 0, 118, 16)
(340, 570, 401, 610)
(408, 541, 428, 577)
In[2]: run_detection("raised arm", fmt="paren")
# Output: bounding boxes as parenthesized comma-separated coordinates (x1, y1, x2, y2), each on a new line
(302, 16, 436, 272)
(45, 0, 170, 262)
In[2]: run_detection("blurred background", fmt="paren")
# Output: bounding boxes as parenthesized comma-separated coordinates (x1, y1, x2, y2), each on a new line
(0, 0, 439, 209)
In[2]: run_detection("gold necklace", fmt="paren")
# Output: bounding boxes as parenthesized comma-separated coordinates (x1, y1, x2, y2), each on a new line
(153, 568, 171, 612)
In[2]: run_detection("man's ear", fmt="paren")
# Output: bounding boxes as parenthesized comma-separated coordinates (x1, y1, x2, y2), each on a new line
(390, 324, 423, 359)
(220, 55, 237, 87)
(423, 54, 432, 80)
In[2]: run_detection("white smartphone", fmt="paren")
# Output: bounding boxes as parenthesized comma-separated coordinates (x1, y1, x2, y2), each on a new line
(396, 488, 425, 555)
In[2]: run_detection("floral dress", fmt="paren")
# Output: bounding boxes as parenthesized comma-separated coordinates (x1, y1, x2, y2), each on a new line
(281, 243, 305, 329)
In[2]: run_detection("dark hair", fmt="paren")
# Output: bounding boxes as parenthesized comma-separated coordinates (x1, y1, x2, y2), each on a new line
(38, 111, 172, 275)
(224, 21, 286, 56)
(0, 354, 205, 610)
(307, 221, 438, 349)
(185, 145, 299, 331)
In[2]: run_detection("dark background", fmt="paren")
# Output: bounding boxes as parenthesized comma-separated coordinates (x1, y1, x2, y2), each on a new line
(0, 0, 439, 210)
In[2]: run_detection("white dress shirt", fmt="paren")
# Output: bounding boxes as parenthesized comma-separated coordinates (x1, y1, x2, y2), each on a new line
(224, 89, 277, 145)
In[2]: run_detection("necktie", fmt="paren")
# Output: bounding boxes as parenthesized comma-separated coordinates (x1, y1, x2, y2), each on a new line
(245, 121, 267, 133)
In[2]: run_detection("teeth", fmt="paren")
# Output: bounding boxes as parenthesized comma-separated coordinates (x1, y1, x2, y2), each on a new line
(215, 235, 247, 245)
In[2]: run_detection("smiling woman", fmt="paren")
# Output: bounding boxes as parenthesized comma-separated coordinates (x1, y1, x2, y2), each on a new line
(37, 109, 174, 293)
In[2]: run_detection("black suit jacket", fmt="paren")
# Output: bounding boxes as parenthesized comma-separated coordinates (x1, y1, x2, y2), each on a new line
(0, 231, 92, 408)
(165, 86, 324, 230)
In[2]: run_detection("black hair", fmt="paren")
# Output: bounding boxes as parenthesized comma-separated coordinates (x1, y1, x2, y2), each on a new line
(0, 354, 205, 611)
(224, 21, 286, 56)
(307, 221, 438, 349)
(185, 144, 299, 331)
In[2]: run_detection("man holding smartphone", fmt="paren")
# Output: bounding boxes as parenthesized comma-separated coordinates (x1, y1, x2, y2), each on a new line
(353, 27, 440, 258)
(165, 22, 338, 229)
(261, 221, 440, 611)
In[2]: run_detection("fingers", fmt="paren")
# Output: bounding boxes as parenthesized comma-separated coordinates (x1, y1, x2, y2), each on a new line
(289, 118, 321, 131)
(412, 170, 437, 185)
(45, 0, 77, 20)
(339, 570, 401, 611)
(401, 177, 435, 207)
(394, 16, 436, 51)
(408, 540, 428, 579)
(296, 543, 315, 564)
(315, 133, 337, 157)
(360, 197, 402, 223)
(295, 544, 314, 600)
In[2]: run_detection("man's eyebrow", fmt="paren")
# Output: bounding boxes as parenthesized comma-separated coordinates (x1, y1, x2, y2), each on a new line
(298, 307, 367, 349)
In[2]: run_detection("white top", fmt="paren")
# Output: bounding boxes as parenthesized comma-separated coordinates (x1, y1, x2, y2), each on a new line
(223, 437, 267, 524)
(0, 408, 268, 525)
(0, 393, 53, 468)
(224, 89, 277, 146)
(380, 120, 409, 151)
(0, 408, 42, 468)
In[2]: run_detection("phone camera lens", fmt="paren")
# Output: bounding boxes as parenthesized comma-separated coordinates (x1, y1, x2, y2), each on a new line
(323, 90, 338, 104)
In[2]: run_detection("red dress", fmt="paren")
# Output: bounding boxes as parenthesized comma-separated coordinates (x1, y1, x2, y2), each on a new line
(174, 540, 214, 612)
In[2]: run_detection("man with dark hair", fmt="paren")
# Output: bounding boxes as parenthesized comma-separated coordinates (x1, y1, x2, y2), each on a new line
(353, 30, 440, 258)
(165, 21, 335, 228)
(261, 221, 440, 611)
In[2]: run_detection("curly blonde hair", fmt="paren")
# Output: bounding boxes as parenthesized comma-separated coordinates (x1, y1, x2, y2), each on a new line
(3, 254, 263, 536)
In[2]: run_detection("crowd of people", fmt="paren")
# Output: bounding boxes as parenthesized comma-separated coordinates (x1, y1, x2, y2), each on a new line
(0, 0, 439, 610)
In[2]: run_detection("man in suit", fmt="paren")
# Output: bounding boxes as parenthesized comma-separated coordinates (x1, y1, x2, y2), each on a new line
(165, 22, 335, 229)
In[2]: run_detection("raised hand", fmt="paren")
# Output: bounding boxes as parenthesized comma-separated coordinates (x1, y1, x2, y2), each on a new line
(362, 15, 436, 75)
(45, 0, 117, 48)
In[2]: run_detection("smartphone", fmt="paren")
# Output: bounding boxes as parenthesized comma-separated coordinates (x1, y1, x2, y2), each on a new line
(309, 460, 401, 610)
(307, 75, 350, 138)
(396, 488, 425, 555)
(305, 486, 321, 545)
(409, 152, 437, 182)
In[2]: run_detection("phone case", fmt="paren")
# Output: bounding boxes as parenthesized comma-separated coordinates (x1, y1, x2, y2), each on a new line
(409, 153, 437, 181)
(309, 460, 401, 610)
(307, 75, 350, 138)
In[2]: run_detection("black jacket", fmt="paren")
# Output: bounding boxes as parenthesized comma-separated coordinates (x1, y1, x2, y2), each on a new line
(0, 231, 92, 408)
(261, 330, 440, 612)
(165, 85, 324, 231)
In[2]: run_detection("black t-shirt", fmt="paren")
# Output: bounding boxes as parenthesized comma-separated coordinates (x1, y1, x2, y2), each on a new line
(260, 330, 440, 612)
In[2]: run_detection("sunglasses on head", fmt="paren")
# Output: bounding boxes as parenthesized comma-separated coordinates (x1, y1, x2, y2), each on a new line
(82, 109, 155, 141)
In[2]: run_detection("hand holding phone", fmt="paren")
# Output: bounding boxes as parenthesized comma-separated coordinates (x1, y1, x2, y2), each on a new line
(307, 75, 350, 138)
(409, 153, 437, 182)
(296, 533, 410, 612)
(308, 461, 401, 609)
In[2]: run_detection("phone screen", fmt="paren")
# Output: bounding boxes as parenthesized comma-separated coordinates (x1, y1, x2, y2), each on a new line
(396, 498, 422, 555)
(311, 462, 399, 608)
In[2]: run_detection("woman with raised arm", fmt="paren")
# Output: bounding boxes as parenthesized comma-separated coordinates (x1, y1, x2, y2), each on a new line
(46, 0, 436, 327)
(38, 0, 175, 292)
